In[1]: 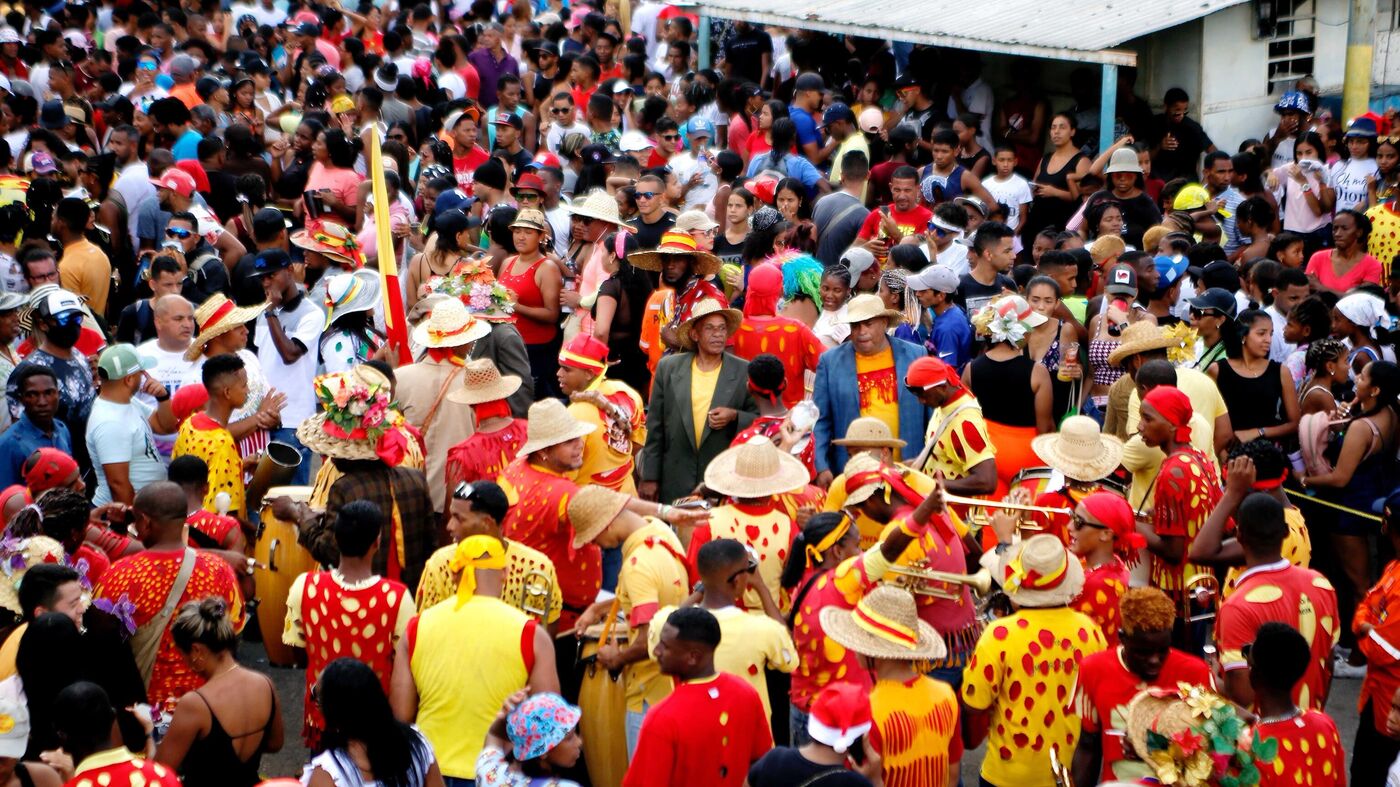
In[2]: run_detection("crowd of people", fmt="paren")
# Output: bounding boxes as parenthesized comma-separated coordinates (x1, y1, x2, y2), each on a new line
(0, 1, 1392, 787)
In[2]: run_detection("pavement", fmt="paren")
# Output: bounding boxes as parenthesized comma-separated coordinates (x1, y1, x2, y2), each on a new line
(242, 638, 1365, 782)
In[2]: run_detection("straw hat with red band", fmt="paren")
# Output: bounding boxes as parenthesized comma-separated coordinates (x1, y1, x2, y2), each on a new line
(627, 231, 723, 277)
(558, 333, 609, 376)
(820, 584, 947, 661)
(999, 534, 1085, 608)
(291, 218, 364, 268)
(411, 298, 491, 349)
(185, 293, 270, 361)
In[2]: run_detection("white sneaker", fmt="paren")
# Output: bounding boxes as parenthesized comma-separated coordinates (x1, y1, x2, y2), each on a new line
(1333, 655, 1367, 679)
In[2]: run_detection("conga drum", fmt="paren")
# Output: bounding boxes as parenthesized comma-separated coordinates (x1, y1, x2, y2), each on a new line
(255, 486, 319, 666)
(577, 620, 631, 787)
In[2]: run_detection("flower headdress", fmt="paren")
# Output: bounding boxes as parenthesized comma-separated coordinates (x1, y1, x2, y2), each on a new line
(308, 368, 422, 465)
(972, 299, 1031, 346)
(426, 258, 516, 318)
(1126, 683, 1272, 787)
(1163, 322, 1200, 366)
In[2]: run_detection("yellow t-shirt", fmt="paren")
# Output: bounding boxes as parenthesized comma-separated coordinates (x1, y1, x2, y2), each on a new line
(172, 414, 245, 517)
(922, 396, 997, 480)
(705, 505, 798, 611)
(617, 520, 691, 712)
(961, 606, 1107, 787)
(691, 360, 721, 446)
(414, 539, 563, 624)
(870, 675, 961, 787)
(648, 605, 798, 719)
(854, 347, 900, 459)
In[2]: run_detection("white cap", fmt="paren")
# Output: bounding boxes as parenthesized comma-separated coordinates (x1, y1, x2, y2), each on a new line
(0, 676, 28, 758)
(907, 264, 959, 294)
(857, 106, 883, 134)
(619, 130, 653, 153)
(839, 246, 876, 279)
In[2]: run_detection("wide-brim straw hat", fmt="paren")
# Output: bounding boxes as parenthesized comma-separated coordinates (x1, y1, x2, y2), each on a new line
(567, 484, 630, 549)
(998, 534, 1085, 608)
(1031, 415, 1123, 482)
(184, 293, 269, 361)
(675, 299, 741, 350)
(833, 416, 906, 449)
(411, 298, 492, 349)
(628, 232, 724, 278)
(567, 189, 635, 230)
(518, 399, 596, 458)
(447, 358, 523, 405)
(704, 436, 810, 499)
(1106, 321, 1176, 367)
(1125, 689, 1196, 764)
(290, 219, 360, 266)
(323, 268, 381, 327)
(296, 412, 381, 461)
(841, 294, 905, 326)
(820, 585, 947, 662)
(841, 452, 886, 506)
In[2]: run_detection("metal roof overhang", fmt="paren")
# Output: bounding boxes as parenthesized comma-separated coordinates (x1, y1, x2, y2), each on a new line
(695, 0, 1251, 67)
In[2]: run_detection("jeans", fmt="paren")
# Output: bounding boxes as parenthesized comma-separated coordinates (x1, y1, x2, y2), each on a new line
(625, 700, 650, 759)
(789, 705, 811, 746)
(271, 427, 312, 486)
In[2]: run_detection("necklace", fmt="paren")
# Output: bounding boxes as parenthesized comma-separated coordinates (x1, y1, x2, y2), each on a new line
(211, 661, 239, 680)
(1257, 707, 1301, 725)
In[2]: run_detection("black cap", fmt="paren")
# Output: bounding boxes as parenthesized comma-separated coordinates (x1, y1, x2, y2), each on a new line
(39, 99, 69, 130)
(493, 112, 524, 130)
(580, 143, 615, 165)
(1200, 259, 1241, 292)
(1188, 287, 1238, 319)
(249, 249, 293, 277)
(794, 72, 824, 93)
(291, 21, 321, 37)
(251, 207, 286, 237)
(894, 72, 921, 89)
(474, 158, 508, 191)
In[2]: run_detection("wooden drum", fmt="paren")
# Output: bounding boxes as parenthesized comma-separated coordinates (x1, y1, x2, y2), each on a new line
(577, 621, 631, 787)
(254, 486, 318, 666)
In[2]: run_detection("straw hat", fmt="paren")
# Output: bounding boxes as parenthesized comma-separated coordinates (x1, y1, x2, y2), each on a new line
(567, 484, 630, 549)
(567, 189, 635, 230)
(518, 399, 596, 458)
(1030, 415, 1123, 482)
(841, 452, 887, 506)
(296, 366, 395, 461)
(322, 268, 381, 327)
(832, 416, 906, 449)
(998, 534, 1085, 608)
(628, 231, 724, 278)
(820, 585, 947, 661)
(704, 436, 810, 499)
(840, 293, 905, 325)
(411, 298, 491, 349)
(184, 293, 269, 361)
(675, 299, 741, 350)
(447, 358, 523, 406)
(0, 535, 66, 616)
(291, 217, 363, 267)
(1106, 321, 1176, 366)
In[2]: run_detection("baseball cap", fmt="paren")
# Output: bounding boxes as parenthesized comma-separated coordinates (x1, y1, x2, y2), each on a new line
(907, 264, 959, 294)
(252, 206, 289, 236)
(29, 150, 57, 175)
(839, 247, 876, 279)
(374, 62, 399, 92)
(1154, 255, 1188, 287)
(954, 195, 988, 217)
(0, 676, 28, 758)
(150, 168, 197, 198)
(1188, 287, 1238, 319)
(0, 27, 20, 45)
(98, 344, 158, 380)
(38, 99, 69, 130)
(1103, 264, 1138, 296)
(857, 107, 883, 134)
(493, 112, 524, 130)
(619, 130, 653, 153)
(685, 116, 715, 141)
(1200, 259, 1241, 292)
(248, 249, 294, 278)
(888, 124, 917, 145)
(609, 78, 634, 94)
(893, 72, 921, 89)
(291, 20, 322, 36)
(794, 72, 824, 93)
(434, 188, 474, 216)
(820, 102, 856, 129)
(168, 53, 197, 80)
(674, 210, 719, 232)
(580, 144, 616, 165)
(1374, 487, 1400, 519)
(35, 288, 84, 318)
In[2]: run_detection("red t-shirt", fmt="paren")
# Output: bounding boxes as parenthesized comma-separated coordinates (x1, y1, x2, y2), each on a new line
(499, 459, 599, 632)
(1305, 249, 1383, 292)
(453, 146, 490, 189)
(1073, 647, 1213, 784)
(1072, 558, 1130, 649)
(857, 203, 934, 242)
(731, 315, 824, 409)
(187, 509, 240, 548)
(73, 543, 111, 585)
(622, 672, 772, 787)
(1255, 710, 1346, 787)
(1217, 561, 1339, 712)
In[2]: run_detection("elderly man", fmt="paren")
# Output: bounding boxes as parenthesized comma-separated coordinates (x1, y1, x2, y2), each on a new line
(902, 356, 997, 497)
(137, 294, 199, 457)
(556, 334, 645, 493)
(812, 294, 927, 485)
(629, 230, 727, 352)
(467, 22, 519, 109)
(640, 300, 757, 505)
(396, 299, 490, 514)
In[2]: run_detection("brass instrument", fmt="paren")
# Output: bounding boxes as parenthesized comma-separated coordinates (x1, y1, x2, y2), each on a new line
(886, 563, 993, 599)
(1184, 572, 1220, 664)
(520, 569, 554, 623)
(940, 493, 1071, 531)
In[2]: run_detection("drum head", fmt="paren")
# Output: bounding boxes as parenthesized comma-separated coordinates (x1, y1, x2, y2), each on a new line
(265, 485, 313, 503)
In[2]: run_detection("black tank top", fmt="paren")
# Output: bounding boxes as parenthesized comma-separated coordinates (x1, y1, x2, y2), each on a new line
(969, 353, 1039, 427)
(181, 678, 276, 787)
(1213, 359, 1286, 431)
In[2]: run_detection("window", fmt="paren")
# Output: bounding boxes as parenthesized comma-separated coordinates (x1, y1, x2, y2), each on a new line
(1263, 0, 1316, 93)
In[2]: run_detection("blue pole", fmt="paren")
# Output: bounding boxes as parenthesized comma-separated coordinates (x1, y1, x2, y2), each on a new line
(1100, 63, 1118, 156)
(699, 13, 712, 69)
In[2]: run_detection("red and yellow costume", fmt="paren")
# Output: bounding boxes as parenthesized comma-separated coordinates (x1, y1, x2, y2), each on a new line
(560, 335, 646, 494)
(732, 315, 824, 409)
(283, 571, 416, 746)
(444, 417, 528, 491)
(500, 458, 599, 631)
(1255, 710, 1346, 787)
(1070, 492, 1143, 648)
(870, 676, 962, 787)
(173, 413, 245, 517)
(185, 509, 240, 549)
(687, 500, 797, 612)
(733, 416, 816, 479)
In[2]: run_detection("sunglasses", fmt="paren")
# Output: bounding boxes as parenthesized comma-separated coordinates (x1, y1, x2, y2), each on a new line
(635, 191, 658, 200)
(453, 481, 477, 501)
(165, 227, 194, 239)
(516, 191, 542, 201)
(1070, 513, 1108, 531)
(50, 310, 83, 326)
(661, 133, 681, 141)
(927, 222, 948, 238)
(1189, 308, 1224, 320)
(550, 107, 571, 115)
(138, 61, 158, 71)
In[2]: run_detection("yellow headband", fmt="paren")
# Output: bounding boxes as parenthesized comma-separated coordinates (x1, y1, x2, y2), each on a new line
(805, 514, 852, 568)
(448, 535, 507, 608)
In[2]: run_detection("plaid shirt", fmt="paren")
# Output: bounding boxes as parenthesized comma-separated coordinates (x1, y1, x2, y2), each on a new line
(300, 460, 437, 593)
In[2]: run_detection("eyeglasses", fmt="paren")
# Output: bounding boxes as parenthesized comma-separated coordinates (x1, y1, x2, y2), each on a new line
(453, 481, 477, 501)
(165, 227, 194, 239)
(661, 133, 681, 141)
(1070, 513, 1108, 531)
(635, 191, 658, 200)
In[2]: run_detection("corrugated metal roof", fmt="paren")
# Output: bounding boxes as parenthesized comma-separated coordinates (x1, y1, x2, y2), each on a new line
(695, 0, 1249, 65)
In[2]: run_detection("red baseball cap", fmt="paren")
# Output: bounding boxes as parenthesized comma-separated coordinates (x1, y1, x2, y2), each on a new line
(175, 160, 211, 193)
(150, 167, 197, 198)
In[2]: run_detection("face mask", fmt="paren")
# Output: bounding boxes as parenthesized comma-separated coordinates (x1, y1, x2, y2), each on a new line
(45, 320, 81, 349)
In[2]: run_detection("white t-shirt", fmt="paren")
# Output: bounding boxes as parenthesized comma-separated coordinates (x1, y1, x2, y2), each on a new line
(982, 174, 1034, 253)
(813, 304, 850, 347)
(137, 340, 201, 456)
(1329, 157, 1379, 214)
(87, 397, 165, 506)
(545, 204, 570, 257)
(438, 71, 467, 101)
(0, 252, 22, 294)
(668, 151, 718, 212)
(631, 2, 665, 59)
(936, 239, 971, 279)
(255, 293, 324, 425)
(546, 120, 591, 155)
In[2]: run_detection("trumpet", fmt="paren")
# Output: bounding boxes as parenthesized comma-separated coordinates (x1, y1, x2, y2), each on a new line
(939, 493, 1072, 531)
(886, 563, 993, 599)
